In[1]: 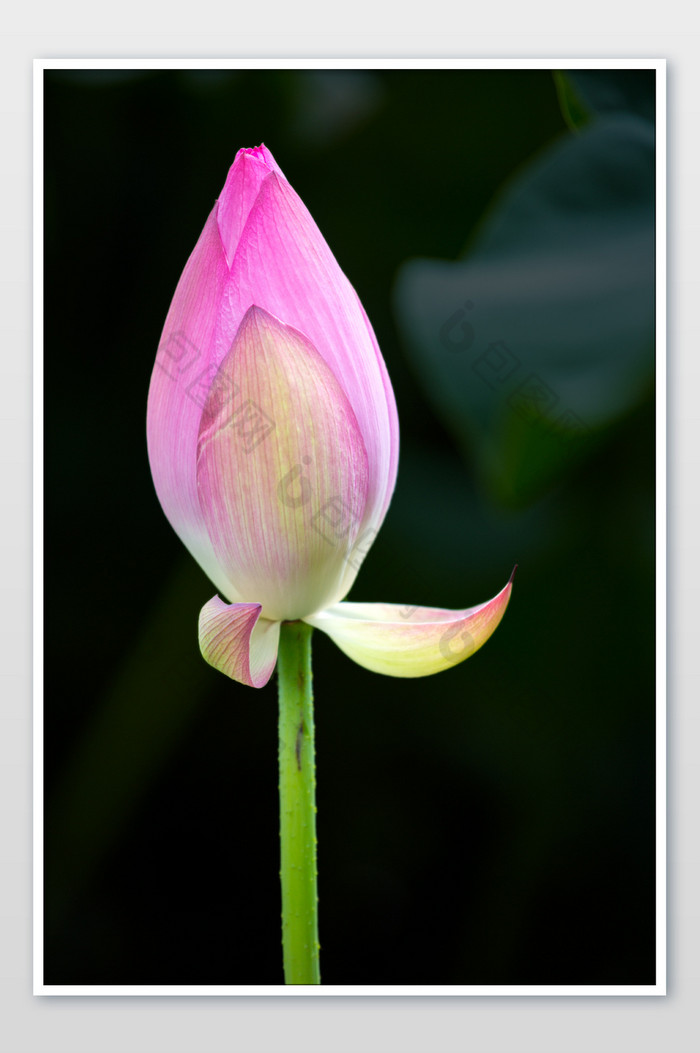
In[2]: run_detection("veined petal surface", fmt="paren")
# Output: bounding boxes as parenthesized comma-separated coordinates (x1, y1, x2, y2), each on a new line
(220, 164, 399, 546)
(196, 307, 369, 622)
(198, 597, 281, 688)
(146, 209, 234, 598)
(216, 145, 283, 265)
(304, 577, 513, 677)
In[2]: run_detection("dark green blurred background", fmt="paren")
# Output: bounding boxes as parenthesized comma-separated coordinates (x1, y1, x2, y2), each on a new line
(44, 67, 656, 985)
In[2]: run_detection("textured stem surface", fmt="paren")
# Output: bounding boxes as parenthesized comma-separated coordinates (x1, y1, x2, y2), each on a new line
(277, 621, 320, 984)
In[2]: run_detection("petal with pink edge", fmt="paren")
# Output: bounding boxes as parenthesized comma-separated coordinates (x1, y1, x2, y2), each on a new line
(146, 209, 234, 599)
(216, 145, 283, 266)
(196, 306, 369, 623)
(304, 576, 514, 677)
(222, 168, 398, 543)
(198, 597, 281, 688)
(147, 149, 277, 601)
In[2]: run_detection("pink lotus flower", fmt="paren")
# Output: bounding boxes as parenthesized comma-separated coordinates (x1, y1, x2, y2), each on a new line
(147, 145, 512, 687)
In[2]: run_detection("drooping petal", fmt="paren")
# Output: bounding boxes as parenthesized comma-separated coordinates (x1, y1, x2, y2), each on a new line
(146, 209, 235, 599)
(304, 576, 514, 677)
(196, 306, 370, 622)
(198, 597, 281, 688)
(220, 164, 399, 550)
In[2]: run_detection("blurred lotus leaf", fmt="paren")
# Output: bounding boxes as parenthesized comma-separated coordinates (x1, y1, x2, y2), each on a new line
(394, 79, 655, 507)
(556, 68, 656, 128)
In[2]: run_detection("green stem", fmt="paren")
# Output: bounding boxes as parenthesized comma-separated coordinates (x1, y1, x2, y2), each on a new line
(277, 621, 320, 984)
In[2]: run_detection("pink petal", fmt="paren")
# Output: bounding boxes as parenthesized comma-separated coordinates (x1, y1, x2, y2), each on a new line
(196, 306, 370, 622)
(198, 597, 281, 688)
(221, 165, 399, 546)
(304, 576, 514, 677)
(216, 145, 282, 266)
(148, 144, 398, 604)
(146, 209, 235, 598)
(146, 146, 282, 600)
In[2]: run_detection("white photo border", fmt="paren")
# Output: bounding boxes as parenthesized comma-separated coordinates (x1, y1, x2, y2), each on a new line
(33, 56, 666, 998)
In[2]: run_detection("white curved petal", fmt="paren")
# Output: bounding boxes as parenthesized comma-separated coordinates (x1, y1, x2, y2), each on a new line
(198, 597, 281, 688)
(196, 307, 369, 621)
(305, 576, 514, 677)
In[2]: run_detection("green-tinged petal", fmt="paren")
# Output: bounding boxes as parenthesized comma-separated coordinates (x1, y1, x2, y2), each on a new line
(304, 575, 513, 677)
(196, 306, 369, 622)
(198, 597, 281, 688)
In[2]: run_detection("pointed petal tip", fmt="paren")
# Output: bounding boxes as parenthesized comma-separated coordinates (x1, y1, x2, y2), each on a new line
(225, 145, 283, 190)
(216, 148, 283, 267)
(238, 302, 282, 332)
(508, 564, 518, 585)
(234, 143, 276, 168)
(305, 575, 513, 678)
(196, 308, 369, 621)
(224, 155, 398, 546)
